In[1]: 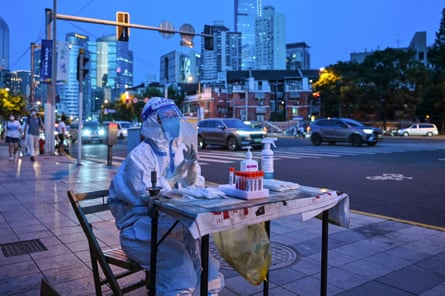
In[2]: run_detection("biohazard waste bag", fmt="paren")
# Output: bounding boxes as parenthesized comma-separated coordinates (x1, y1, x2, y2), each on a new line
(212, 223, 271, 285)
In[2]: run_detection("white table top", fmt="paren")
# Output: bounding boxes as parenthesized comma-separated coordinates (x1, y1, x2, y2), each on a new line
(155, 184, 350, 239)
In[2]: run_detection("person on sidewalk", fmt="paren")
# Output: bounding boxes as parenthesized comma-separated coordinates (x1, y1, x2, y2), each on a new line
(23, 108, 44, 161)
(56, 116, 66, 156)
(107, 97, 224, 295)
(5, 114, 22, 161)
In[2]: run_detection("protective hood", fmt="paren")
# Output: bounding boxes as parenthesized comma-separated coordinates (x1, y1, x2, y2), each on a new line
(140, 97, 195, 151)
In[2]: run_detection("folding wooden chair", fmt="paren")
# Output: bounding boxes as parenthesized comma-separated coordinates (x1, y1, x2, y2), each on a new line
(40, 278, 61, 296)
(67, 189, 149, 296)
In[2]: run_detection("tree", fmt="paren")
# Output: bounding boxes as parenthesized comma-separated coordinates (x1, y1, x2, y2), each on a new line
(361, 48, 429, 129)
(0, 88, 27, 119)
(425, 8, 445, 132)
(312, 47, 429, 132)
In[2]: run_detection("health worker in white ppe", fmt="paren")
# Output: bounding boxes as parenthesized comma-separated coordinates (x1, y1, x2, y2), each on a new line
(108, 97, 224, 295)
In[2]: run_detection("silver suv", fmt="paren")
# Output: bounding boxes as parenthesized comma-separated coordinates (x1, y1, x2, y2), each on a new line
(197, 118, 266, 151)
(309, 118, 383, 146)
(397, 123, 439, 137)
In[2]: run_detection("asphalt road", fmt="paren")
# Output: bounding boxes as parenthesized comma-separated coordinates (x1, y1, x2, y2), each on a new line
(73, 136, 445, 228)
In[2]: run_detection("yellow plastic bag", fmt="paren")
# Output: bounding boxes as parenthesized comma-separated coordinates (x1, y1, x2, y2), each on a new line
(212, 223, 271, 285)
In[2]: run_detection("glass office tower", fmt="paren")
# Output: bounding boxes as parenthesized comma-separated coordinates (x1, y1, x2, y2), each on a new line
(235, 0, 262, 70)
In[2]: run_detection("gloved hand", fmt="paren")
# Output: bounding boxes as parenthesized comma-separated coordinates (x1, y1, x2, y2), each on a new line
(183, 144, 198, 164)
(173, 144, 198, 187)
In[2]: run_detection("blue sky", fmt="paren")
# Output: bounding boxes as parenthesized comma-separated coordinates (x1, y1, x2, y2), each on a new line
(1, 0, 444, 83)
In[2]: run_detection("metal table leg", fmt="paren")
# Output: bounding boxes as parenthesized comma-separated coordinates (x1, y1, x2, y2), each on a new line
(149, 208, 158, 296)
(200, 234, 209, 296)
(263, 221, 270, 296)
(320, 210, 329, 296)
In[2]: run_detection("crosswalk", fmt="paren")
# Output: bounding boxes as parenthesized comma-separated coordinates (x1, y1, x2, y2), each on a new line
(197, 142, 445, 165)
(83, 141, 445, 166)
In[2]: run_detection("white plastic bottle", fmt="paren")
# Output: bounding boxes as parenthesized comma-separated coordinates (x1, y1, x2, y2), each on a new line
(240, 146, 258, 171)
(261, 138, 277, 179)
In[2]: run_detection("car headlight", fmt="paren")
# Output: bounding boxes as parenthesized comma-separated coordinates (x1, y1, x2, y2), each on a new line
(98, 129, 105, 136)
(236, 130, 251, 136)
(82, 130, 91, 136)
(363, 129, 374, 134)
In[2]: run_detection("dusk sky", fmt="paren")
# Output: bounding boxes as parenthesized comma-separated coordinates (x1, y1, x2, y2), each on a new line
(1, 0, 444, 83)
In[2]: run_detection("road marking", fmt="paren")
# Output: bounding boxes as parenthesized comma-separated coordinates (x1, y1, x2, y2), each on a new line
(351, 210, 445, 232)
(366, 173, 413, 181)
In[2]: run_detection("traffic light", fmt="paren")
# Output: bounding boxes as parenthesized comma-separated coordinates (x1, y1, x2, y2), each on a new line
(204, 25, 214, 51)
(116, 11, 130, 42)
(76, 49, 89, 81)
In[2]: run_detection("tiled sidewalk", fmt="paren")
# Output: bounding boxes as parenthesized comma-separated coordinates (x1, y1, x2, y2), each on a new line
(0, 144, 444, 295)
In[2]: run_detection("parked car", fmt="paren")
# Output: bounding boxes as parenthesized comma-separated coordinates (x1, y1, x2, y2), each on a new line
(397, 123, 439, 137)
(197, 118, 266, 151)
(103, 121, 132, 138)
(309, 117, 384, 146)
(70, 121, 105, 144)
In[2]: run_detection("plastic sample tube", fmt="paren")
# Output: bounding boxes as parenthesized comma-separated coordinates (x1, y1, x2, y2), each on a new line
(229, 167, 235, 185)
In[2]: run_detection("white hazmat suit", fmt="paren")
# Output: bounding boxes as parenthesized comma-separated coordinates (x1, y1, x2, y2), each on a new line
(108, 98, 224, 295)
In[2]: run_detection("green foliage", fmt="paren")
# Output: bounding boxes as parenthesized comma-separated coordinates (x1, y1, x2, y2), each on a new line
(0, 89, 27, 118)
(312, 48, 429, 125)
(424, 8, 445, 131)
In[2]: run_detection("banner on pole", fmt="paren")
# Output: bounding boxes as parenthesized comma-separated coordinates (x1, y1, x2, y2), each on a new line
(56, 42, 69, 84)
(40, 39, 52, 83)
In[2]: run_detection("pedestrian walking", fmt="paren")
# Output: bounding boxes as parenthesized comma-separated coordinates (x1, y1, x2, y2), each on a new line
(23, 108, 44, 161)
(56, 116, 67, 156)
(5, 114, 22, 161)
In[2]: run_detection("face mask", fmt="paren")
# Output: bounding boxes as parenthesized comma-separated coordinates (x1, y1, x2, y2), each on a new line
(9, 116, 14, 121)
(161, 117, 180, 140)
(31, 111, 36, 116)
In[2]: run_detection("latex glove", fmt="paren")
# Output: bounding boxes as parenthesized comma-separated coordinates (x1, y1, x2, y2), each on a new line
(173, 144, 198, 187)
(182, 144, 197, 164)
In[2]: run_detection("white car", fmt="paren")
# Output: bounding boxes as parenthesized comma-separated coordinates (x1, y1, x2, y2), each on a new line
(397, 123, 439, 137)
(104, 121, 132, 138)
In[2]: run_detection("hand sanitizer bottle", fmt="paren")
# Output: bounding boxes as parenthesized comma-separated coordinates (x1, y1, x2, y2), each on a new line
(261, 138, 277, 179)
(240, 146, 258, 171)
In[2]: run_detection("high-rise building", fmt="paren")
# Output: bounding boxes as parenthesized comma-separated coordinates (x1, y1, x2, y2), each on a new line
(7, 70, 31, 97)
(56, 33, 90, 119)
(286, 42, 311, 70)
(94, 35, 134, 105)
(0, 16, 10, 90)
(235, 0, 262, 70)
(200, 21, 242, 82)
(55, 33, 133, 120)
(0, 16, 9, 72)
(255, 5, 286, 70)
(350, 31, 428, 65)
(160, 50, 199, 86)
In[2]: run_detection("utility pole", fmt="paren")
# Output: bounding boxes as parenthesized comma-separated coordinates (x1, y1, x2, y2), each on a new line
(76, 48, 88, 165)
(44, 7, 56, 155)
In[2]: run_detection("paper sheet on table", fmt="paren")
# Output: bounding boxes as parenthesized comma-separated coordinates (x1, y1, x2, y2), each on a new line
(263, 179, 300, 192)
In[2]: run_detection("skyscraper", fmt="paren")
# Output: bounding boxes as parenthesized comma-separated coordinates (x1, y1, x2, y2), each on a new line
(56, 33, 90, 119)
(0, 16, 10, 89)
(255, 5, 286, 70)
(235, 0, 262, 70)
(94, 35, 134, 103)
(55, 33, 134, 119)
(200, 21, 241, 81)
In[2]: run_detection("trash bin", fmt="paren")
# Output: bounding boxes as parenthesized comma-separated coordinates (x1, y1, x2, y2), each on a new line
(127, 127, 141, 153)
